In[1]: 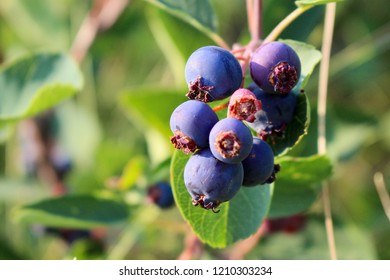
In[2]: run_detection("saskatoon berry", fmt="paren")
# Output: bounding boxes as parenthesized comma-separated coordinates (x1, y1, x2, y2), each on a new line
(170, 100, 219, 154)
(250, 41, 301, 94)
(184, 149, 243, 212)
(264, 214, 307, 234)
(227, 88, 262, 123)
(185, 46, 243, 102)
(147, 182, 175, 209)
(246, 83, 297, 140)
(209, 118, 253, 164)
(242, 137, 279, 186)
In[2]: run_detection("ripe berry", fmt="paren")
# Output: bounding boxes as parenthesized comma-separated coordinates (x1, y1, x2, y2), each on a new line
(242, 137, 279, 186)
(184, 149, 243, 212)
(264, 214, 307, 234)
(227, 88, 262, 123)
(170, 100, 219, 154)
(209, 118, 253, 164)
(147, 182, 175, 209)
(185, 46, 243, 102)
(246, 83, 297, 140)
(250, 41, 301, 94)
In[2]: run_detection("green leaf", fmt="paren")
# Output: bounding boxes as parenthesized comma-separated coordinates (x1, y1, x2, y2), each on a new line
(171, 150, 273, 248)
(0, 52, 83, 125)
(144, 0, 223, 46)
(118, 156, 148, 189)
(295, 0, 343, 8)
(268, 155, 333, 218)
(119, 88, 188, 138)
(13, 195, 129, 229)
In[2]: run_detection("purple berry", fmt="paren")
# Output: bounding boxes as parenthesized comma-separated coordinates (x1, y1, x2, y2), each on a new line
(209, 118, 253, 164)
(250, 41, 301, 94)
(228, 88, 262, 123)
(147, 182, 174, 209)
(247, 83, 297, 140)
(170, 100, 219, 154)
(184, 149, 243, 212)
(242, 137, 279, 186)
(185, 46, 243, 102)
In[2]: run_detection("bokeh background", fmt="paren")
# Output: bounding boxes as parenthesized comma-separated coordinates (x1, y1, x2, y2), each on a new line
(0, 0, 389, 259)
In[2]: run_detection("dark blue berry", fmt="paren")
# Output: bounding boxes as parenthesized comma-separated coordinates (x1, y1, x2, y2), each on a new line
(185, 46, 243, 102)
(170, 100, 219, 154)
(209, 118, 253, 164)
(184, 149, 243, 212)
(242, 137, 279, 186)
(246, 83, 297, 139)
(250, 41, 301, 94)
(147, 182, 175, 209)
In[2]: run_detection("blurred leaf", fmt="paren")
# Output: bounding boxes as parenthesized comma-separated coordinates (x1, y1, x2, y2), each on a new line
(171, 150, 273, 248)
(119, 88, 187, 138)
(248, 217, 376, 260)
(119, 156, 147, 189)
(14, 195, 129, 229)
(269, 155, 333, 218)
(282, 39, 322, 90)
(144, 0, 217, 34)
(0, 179, 49, 203)
(295, 0, 343, 7)
(0, 53, 83, 125)
(56, 101, 102, 168)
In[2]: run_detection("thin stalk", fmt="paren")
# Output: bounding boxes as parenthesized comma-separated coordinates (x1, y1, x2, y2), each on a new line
(317, 3, 337, 260)
(263, 5, 313, 43)
(253, 0, 262, 42)
(246, 0, 254, 39)
(373, 172, 390, 221)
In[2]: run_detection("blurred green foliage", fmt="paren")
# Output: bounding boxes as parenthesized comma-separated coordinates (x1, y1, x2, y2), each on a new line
(0, 0, 389, 259)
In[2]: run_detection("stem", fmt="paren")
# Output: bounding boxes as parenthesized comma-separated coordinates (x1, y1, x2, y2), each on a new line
(263, 5, 313, 43)
(373, 172, 390, 221)
(246, 0, 254, 39)
(212, 102, 228, 112)
(225, 222, 267, 259)
(317, 3, 337, 260)
(252, 0, 262, 42)
(70, 0, 129, 63)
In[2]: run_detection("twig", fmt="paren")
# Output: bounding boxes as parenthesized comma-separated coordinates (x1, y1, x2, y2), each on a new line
(246, 0, 254, 40)
(263, 5, 313, 44)
(224, 222, 267, 260)
(177, 230, 203, 260)
(317, 3, 338, 260)
(373, 172, 390, 221)
(70, 0, 129, 63)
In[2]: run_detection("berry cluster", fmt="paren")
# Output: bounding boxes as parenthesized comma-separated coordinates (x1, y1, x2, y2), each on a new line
(170, 42, 301, 213)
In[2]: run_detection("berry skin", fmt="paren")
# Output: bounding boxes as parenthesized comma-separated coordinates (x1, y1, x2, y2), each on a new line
(228, 88, 262, 123)
(170, 100, 219, 154)
(246, 83, 297, 140)
(209, 118, 253, 164)
(184, 149, 243, 212)
(242, 137, 279, 186)
(147, 182, 175, 209)
(250, 41, 301, 94)
(185, 46, 243, 102)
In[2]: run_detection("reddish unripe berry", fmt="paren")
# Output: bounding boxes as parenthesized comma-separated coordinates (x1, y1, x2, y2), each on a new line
(228, 88, 262, 123)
